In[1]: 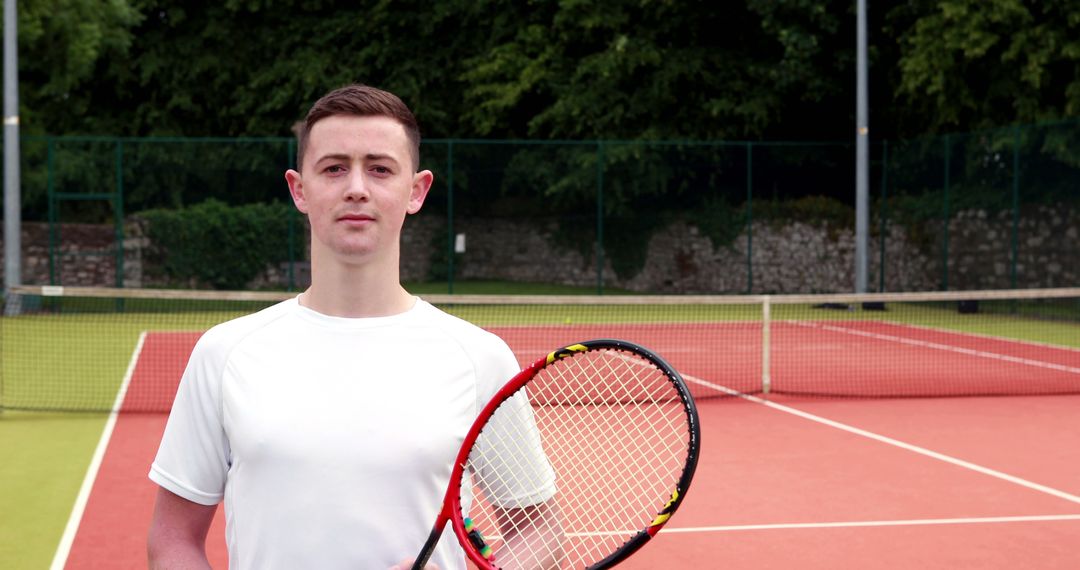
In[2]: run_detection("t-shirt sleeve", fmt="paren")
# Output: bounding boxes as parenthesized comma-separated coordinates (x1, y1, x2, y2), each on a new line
(148, 330, 232, 506)
(471, 338, 557, 509)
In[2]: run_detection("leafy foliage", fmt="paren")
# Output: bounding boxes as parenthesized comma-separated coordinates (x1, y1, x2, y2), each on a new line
(137, 199, 294, 289)
(459, 0, 853, 140)
(18, 0, 142, 134)
(19, 0, 1080, 141)
(755, 195, 855, 230)
(889, 0, 1080, 134)
(18, 0, 1080, 287)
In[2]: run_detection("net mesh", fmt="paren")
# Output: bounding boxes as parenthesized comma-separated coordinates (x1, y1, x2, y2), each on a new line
(2, 286, 1079, 412)
(460, 346, 693, 568)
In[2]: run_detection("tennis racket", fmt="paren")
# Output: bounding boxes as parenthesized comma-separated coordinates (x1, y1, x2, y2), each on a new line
(412, 339, 700, 570)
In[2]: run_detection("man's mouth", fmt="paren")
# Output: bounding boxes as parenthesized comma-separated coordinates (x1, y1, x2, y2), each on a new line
(339, 213, 374, 223)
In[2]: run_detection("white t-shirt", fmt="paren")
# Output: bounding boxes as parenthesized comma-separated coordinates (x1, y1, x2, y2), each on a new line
(149, 297, 555, 570)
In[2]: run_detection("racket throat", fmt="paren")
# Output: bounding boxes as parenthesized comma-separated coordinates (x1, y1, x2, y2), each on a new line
(411, 524, 445, 570)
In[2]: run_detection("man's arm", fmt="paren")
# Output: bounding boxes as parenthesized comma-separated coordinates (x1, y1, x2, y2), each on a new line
(147, 486, 217, 569)
(493, 498, 565, 570)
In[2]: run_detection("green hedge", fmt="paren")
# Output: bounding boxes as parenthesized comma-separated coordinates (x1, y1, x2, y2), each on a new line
(137, 199, 296, 290)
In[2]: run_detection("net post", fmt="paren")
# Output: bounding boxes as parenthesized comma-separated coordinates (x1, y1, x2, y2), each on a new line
(761, 295, 771, 395)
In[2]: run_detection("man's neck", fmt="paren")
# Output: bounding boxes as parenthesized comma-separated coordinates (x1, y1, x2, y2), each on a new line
(300, 250, 414, 318)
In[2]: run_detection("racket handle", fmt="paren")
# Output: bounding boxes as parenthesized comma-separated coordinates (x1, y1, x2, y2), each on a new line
(411, 524, 443, 570)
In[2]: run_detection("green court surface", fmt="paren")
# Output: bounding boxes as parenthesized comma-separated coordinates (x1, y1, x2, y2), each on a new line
(0, 411, 108, 569)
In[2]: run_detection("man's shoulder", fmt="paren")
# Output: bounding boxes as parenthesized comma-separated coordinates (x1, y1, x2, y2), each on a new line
(193, 297, 297, 358)
(411, 299, 517, 373)
(412, 299, 505, 345)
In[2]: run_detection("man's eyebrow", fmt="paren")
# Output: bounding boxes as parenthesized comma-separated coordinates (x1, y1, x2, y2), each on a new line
(363, 153, 401, 165)
(313, 152, 401, 166)
(313, 152, 351, 165)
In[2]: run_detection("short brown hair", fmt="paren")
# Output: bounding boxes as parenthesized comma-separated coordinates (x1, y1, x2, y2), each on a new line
(296, 84, 422, 172)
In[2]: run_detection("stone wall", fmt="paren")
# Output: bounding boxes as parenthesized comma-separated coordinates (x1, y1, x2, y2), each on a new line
(929, 205, 1079, 290)
(0, 223, 139, 287)
(3, 205, 1077, 292)
(403, 218, 938, 294)
(399, 205, 1075, 293)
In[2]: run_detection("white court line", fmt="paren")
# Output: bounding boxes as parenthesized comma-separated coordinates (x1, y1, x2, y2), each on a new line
(684, 374, 1080, 506)
(869, 320, 1080, 354)
(791, 320, 1080, 375)
(655, 513, 1080, 534)
(485, 514, 1080, 541)
(49, 332, 148, 570)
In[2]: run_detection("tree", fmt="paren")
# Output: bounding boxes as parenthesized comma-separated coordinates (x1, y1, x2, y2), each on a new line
(889, 0, 1080, 135)
(459, 0, 856, 140)
(20, 0, 864, 141)
(18, 0, 142, 134)
(23, 1, 1080, 141)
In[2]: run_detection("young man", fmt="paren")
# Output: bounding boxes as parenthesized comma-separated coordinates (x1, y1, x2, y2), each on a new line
(147, 85, 560, 569)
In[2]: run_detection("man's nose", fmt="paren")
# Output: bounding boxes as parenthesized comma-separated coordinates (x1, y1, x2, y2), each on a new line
(343, 171, 370, 200)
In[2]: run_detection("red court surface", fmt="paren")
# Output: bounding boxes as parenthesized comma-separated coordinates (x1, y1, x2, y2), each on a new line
(55, 326, 1080, 568)
(493, 322, 1080, 398)
(61, 396, 1080, 568)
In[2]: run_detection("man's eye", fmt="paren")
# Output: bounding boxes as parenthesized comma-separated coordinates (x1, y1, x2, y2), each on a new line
(372, 166, 391, 175)
(325, 165, 345, 174)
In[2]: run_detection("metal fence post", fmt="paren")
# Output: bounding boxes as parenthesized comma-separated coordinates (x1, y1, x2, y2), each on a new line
(46, 137, 56, 285)
(746, 142, 754, 293)
(115, 139, 125, 288)
(596, 141, 605, 295)
(446, 140, 455, 294)
(878, 139, 888, 292)
(286, 138, 297, 291)
(941, 134, 951, 291)
(1011, 125, 1020, 289)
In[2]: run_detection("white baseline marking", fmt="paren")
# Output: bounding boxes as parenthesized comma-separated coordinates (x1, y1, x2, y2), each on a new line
(792, 320, 1080, 375)
(655, 513, 1080, 534)
(485, 514, 1080, 540)
(874, 320, 1080, 354)
(684, 374, 1080, 506)
(50, 332, 148, 570)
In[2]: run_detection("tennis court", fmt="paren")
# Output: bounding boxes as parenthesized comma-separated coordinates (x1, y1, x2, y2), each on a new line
(3, 286, 1079, 568)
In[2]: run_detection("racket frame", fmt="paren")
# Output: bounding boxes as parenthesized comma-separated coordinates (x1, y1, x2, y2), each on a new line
(412, 339, 700, 570)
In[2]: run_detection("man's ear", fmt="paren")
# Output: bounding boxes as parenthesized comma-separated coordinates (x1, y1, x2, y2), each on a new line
(407, 169, 434, 215)
(285, 169, 308, 214)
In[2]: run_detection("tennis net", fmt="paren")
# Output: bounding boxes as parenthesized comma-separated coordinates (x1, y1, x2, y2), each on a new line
(2, 285, 1078, 412)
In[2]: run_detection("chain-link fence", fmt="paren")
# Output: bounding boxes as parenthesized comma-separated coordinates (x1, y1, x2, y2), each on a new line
(12, 120, 1080, 293)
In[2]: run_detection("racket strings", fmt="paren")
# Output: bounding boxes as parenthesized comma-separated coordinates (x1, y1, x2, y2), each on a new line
(462, 347, 693, 569)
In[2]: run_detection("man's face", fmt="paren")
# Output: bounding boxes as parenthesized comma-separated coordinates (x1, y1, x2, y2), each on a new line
(285, 115, 431, 264)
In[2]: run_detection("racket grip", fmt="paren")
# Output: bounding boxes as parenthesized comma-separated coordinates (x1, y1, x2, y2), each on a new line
(411, 524, 444, 570)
